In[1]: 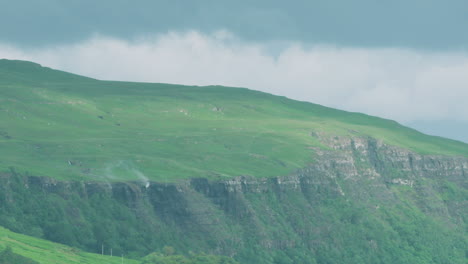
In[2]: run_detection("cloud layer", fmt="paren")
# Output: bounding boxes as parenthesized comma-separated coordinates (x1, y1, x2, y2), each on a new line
(1, 31, 468, 125)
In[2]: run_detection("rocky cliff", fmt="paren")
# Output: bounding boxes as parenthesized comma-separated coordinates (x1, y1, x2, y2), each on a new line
(0, 135, 466, 264)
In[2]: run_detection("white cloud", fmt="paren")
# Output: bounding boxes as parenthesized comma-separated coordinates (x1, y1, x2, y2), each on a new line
(1, 31, 468, 124)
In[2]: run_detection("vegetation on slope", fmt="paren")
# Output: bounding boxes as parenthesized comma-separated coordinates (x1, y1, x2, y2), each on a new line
(0, 226, 139, 264)
(0, 169, 466, 264)
(0, 225, 238, 264)
(141, 248, 239, 264)
(0, 60, 467, 264)
(1, 59, 468, 182)
(0, 246, 38, 264)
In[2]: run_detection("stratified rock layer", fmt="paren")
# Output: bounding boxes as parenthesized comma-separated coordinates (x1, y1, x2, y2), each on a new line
(0, 136, 466, 264)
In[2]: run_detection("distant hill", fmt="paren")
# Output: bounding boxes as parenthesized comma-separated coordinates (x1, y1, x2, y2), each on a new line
(0, 60, 466, 264)
(1, 59, 467, 182)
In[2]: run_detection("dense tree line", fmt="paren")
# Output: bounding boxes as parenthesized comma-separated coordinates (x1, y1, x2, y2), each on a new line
(141, 247, 239, 264)
(0, 172, 466, 264)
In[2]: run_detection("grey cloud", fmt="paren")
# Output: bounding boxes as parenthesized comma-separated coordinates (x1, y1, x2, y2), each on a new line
(2, 0, 468, 50)
(1, 31, 467, 141)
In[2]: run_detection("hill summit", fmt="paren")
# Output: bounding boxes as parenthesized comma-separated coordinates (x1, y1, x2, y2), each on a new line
(0, 60, 467, 264)
(1, 59, 467, 182)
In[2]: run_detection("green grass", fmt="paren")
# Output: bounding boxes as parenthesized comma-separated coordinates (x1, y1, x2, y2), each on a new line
(1, 59, 467, 182)
(0, 226, 139, 264)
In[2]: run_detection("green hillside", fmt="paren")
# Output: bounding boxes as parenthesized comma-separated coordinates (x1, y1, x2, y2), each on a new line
(0, 226, 139, 264)
(0, 60, 467, 264)
(0, 226, 238, 264)
(1, 59, 467, 182)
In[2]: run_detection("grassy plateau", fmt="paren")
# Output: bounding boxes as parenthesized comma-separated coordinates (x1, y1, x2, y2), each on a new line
(1, 59, 468, 182)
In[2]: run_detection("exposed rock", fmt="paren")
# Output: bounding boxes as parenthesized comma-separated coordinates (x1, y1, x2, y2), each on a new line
(0, 135, 466, 263)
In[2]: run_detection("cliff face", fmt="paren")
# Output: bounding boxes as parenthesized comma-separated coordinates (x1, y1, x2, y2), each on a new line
(0, 135, 467, 264)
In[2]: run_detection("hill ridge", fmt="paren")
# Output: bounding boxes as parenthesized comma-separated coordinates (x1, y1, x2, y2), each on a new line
(1, 59, 467, 182)
(0, 59, 95, 84)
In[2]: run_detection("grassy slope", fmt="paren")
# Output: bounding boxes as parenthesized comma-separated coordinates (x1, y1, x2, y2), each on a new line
(0, 226, 138, 264)
(1, 59, 467, 182)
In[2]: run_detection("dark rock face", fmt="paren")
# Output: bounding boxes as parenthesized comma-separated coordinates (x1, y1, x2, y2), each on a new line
(0, 136, 466, 263)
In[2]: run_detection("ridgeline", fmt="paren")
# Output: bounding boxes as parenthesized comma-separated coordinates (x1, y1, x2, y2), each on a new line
(0, 60, 466, 264)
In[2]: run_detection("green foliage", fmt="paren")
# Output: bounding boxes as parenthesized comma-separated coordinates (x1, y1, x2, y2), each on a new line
(0, 60, 467, 264)
(0, 227, 139, 264)
(162, 246, 175, 256)
(0, 246, 39, 264)
(141, 251, 238, 264)
(1, 171, 466, 264)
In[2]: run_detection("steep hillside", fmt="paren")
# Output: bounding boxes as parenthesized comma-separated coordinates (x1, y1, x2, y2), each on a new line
(1, 136, 466, 264)
(0, 226, 139, 264)
(1, 59, 467, 183)
(0, 60, 467, 264)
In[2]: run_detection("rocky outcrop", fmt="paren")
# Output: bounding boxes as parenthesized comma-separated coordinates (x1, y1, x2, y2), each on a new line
(0, 135, 466, 263)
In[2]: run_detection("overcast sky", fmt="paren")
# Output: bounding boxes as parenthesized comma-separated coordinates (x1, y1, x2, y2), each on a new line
(1, 0, 467, 142)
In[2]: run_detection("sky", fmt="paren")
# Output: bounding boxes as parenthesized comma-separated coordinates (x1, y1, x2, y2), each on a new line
(1, 0, 468, 142)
